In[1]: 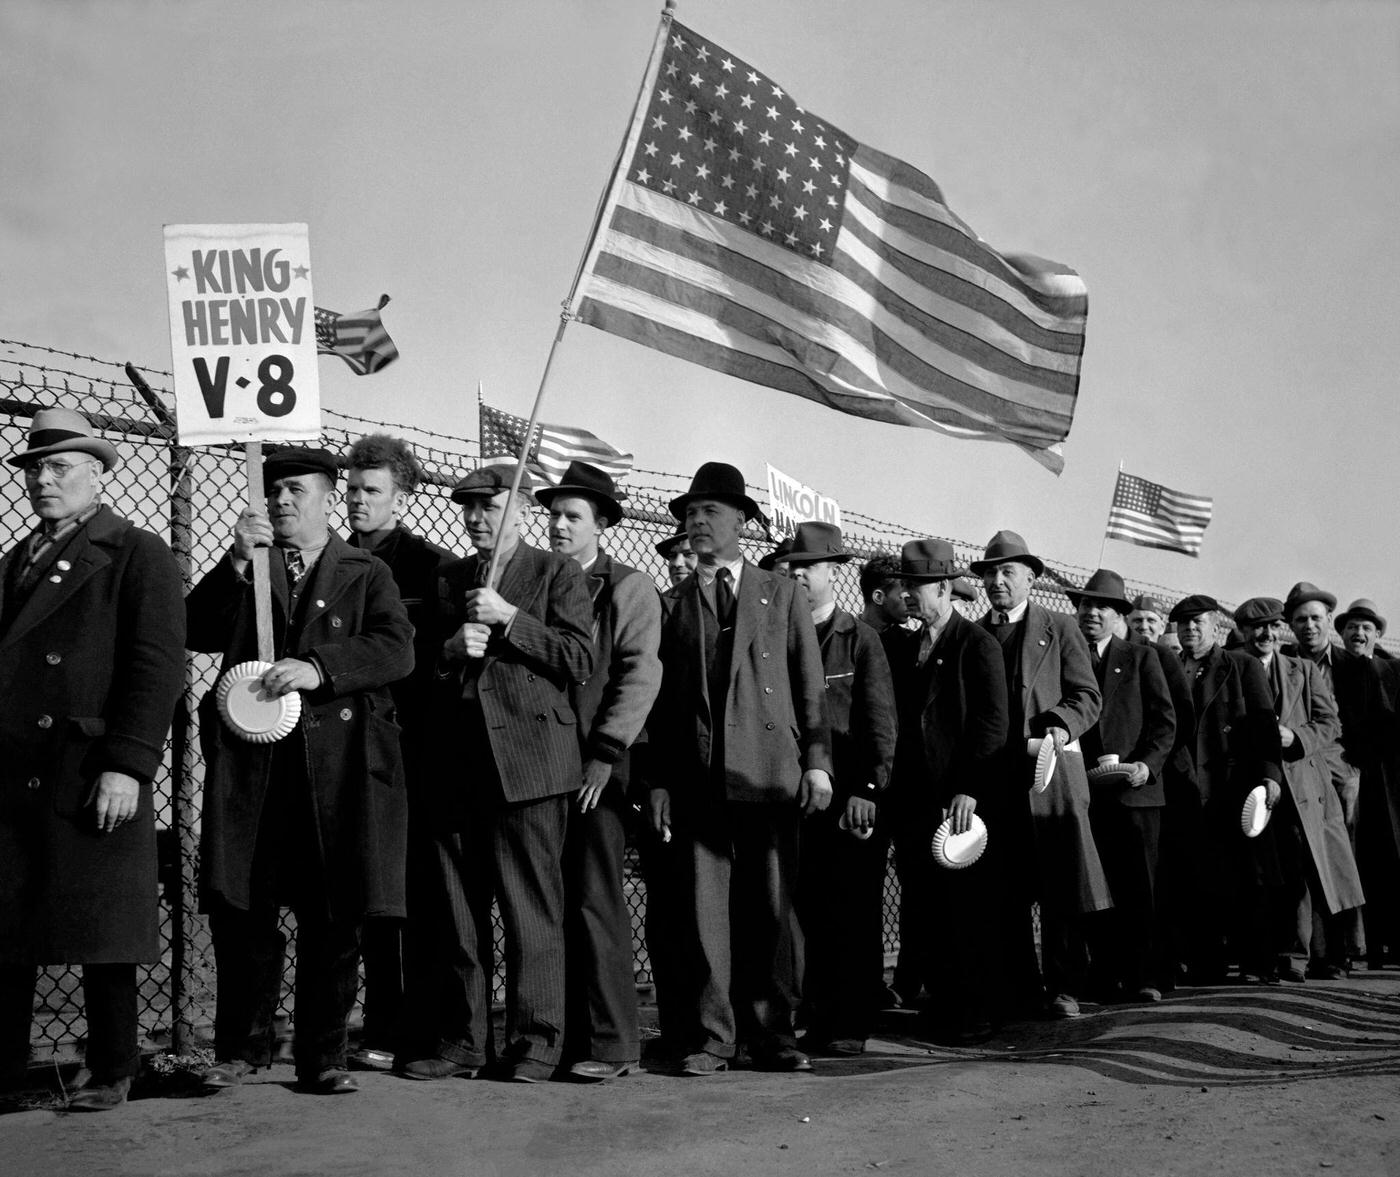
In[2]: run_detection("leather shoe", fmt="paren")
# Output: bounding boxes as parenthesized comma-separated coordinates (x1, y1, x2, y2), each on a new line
(200, 1060, 256, 1090)
(1306, 962, 1347, 980)
(568, 1059, 636, 1082)
(752, 1047, 813, 1072)
(1276, 961, 1306, 983)
(501, 1058, 555, 1083)
(68, 1075, 131, 1111)
(396, 1056, 478, 1081)
(299, 1069, 358, 1095)
(1046, 994, 1081, 1019)
(349, 1047, 395, 1071)
(680, 1051, 729, 1076)
(1132, 987, 1162, 1003)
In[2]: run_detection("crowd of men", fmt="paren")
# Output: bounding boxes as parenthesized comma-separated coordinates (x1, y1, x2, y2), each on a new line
(2, 409, 1399, 1109)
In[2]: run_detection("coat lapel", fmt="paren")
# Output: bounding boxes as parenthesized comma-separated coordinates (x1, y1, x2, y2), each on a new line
(1019, 603, 1052, 706)
(0, 517, 110, 652)
(1100, 636, 1124, 709)
(729, 561, 764, 670)
(1199, 648, 1229, 716)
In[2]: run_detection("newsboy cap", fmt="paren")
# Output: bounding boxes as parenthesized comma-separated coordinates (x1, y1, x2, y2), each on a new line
(450, 462, 535, 503)
(1234, 597, 1285, 628)
(1168, 594, 1221, 624)
(1130, 594, 1166, 617)
(264, 446, 339, 485)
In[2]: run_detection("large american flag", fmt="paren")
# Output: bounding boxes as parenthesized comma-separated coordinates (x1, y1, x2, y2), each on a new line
(479, 401, 634, 485)
(568, 19, 1087, 472)
(315, 294, 399, 375)
(1104, 471, 1213, 557)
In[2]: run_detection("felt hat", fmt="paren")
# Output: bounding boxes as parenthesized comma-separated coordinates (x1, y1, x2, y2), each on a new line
(1066, 569, 1133, 614)
(534, 460, 625, 526)
(1168, 594, 1221, 624)
(1283, 581, 1337, 617)
(757, 538, 793, 572)
(1234, 597, 1285, 628)
(900, 539, 976, 600)
(969, 530, 1044, 578)
(1336, 598, 1386, 637)
(450, 462, 535, 504)
(782, 521, 852, 566)
(7, 407, 119, 471)
(655, 526, 689, 556)
(669, 462, 760, 521)
(264, 446, 340, 485)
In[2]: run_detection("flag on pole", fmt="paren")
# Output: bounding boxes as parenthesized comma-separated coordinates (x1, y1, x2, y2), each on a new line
(315, 294, 399, 375)
(479, 401, 634, 485)
(1104, 471, 1212, 556)
(567, 19, 1086, 473)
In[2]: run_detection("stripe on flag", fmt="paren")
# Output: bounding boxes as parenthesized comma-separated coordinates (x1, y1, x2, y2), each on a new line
(315, 294, 399, 375)
(479, 402, 634, 485)
(1104, 471, 1213, 557)
(568, 19, 1086, 473)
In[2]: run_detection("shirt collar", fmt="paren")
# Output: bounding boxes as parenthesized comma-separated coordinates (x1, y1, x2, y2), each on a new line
(1096, 634, 1112, 657)
(812, 600, 837, 626)
(697, 554, 744, 589)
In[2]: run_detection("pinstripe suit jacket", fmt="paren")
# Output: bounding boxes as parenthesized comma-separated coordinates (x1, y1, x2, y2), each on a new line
(439, 541, 594, 803)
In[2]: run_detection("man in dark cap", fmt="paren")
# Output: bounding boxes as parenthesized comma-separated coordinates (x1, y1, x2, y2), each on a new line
(655, 528, 696, 590)
(972, 531, 1107, 1019)
(187, 446, 414, 1095)
(0, 409, 185, 1110)
(1069, 570, 1175, 1003)
(1170, 594, 1284, 983)
(536, 462, 662, 1082)
(785, 522, 896, 1056)
(883, 539, 1008, 1040)
(399, 462, 593, 1083)
(1234, 597, 1363, 981)
(1337, 599, 1387, 661)
(646, 462, 832, 1075)
(1128, 594, 1168, 644)
(342, 433, 453, 1070)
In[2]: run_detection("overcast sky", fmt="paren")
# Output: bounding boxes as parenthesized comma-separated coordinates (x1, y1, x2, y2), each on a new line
(4, 0, 1397, 614)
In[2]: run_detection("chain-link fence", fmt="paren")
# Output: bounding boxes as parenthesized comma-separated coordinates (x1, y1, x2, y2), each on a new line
(2, 337, 1359, 1063)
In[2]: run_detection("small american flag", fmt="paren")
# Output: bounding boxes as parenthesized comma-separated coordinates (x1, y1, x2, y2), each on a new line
(479, 401, 633, 485)
(568, 19, 1087, 472)
(315, 294, 399, 375)
(1105, 471, 1212, 557)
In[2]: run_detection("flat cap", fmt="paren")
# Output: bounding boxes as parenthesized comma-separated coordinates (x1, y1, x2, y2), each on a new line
(264, 446, 339, 484)
(1234, 597, 1285, 627)
(1169, 594, 1221, 624)
(1130, 594, 1166, 616)
(450, 462, 534, 503)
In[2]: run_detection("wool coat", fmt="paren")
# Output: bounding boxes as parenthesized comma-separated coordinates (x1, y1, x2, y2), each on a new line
(0, 505, 185, 964)
(1081, 634, 1175, 808)
(187, 535, 414, 923)
(815, 609, 896, 802)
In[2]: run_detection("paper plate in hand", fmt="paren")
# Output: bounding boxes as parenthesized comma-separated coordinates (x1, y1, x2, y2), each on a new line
(1241, 785, 1271, 838)
(216, 660, 302, 744)
(838, 810, 875, 841)
(932, 813, 988, 869)
(1088, 763, 1135, 785)
(1027, 737, 1057, 794)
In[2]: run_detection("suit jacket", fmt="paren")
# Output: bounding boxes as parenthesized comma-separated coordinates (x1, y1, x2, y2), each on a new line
(1133, 634, 1198, 806)
(815, 609, 896, 802)
(980, 602, 1110, 913)
(1269, 652, 1364, 913)
(571, 549, 662, 793)
(652, 561, 832, 804)
(1082, 634, 1175, 808)
(0, 505, 185, 963)
(438, 541, 594, 803)
(187, 533, 414, 921)
(1186, 645, 1283, 808)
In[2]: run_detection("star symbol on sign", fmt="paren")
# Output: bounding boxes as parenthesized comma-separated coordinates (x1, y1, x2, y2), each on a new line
(713, 200, 727, 215)
(721, 57, 735, 72)
(644, 141, 658, 157)
(714, 83, 729, 99)
(687, 190, 703, 205)
(776, 167, 790, 183)
(172, 266, 190, 280)
(809, 242, 824, 258)
(740, 93, 754, 109)
(636, 168, 652, 184)
(293, 264, 309, 278)
(652, 114, 667, 131)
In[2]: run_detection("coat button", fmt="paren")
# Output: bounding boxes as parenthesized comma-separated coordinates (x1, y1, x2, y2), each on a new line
(339, 707, 353, 721)
(36, 715, 52, 729)
(330, 616, 343, 628)
(761, 651, 770, 659)
(56, 560, 71, 571)
(527, 674, 536, 682)
(536, 713, 547, 722)
(765, 722, 776, 730)
(760, 597, 769, 605)
(49, 574, 61, 584)
(45, 653, 61, 665)
(316, 599, 327, 608)
(764, 687, 773, 694)
(27, 777, 40, 790)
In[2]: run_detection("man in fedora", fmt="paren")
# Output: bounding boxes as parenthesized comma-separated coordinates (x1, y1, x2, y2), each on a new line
(884, 539, 1008, 1040)
(1169, 594, 1284, 982)
(1069, 570, 1175, 1003)
(785, 522, 896, 1056)
(1337, 599, 1388, 661)
(1234, 597, 1363, 981)
(399, 463, 592, 1083)
(187, 446, 414, 1095)
(646, 462, 832, 1075)
(655, 527, 696, 590)
(972, 530, 1107, 1019)
(0, 409, 184, 1110)
(535, 461, 662, 1082)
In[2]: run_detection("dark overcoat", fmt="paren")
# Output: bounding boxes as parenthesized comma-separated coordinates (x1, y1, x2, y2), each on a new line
(437, 541, 594, 803)
(1271, 653, 1365, 913)
(653, 562, 833, 804)
(981, 602, 1111, 913)
(815, 610, 896, 802)
(187, 536, 414, 922)
(0, 506, 185, 963)
(1082, 634, 1175, 809)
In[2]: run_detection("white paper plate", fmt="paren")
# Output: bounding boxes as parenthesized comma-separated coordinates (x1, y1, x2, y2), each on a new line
(1241, 785, 1271, 838)
(932, 813, 988, 869)
(1028, 737, 1057, 794)
(216, 660, 302, 744)
(1087, 763, 1134, 785)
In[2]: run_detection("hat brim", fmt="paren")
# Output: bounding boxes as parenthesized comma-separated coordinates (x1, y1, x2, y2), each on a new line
(1337, 609, 1386, 636)
(8, 436, 119, 472)
(1286, 591, 1337, 615)
(534, 484, 624, 527)
(783, 550, 852, 566)
(668, 490, 760, 522)
(450, 485, 537, 506)
(1066, 590, 1132, 614)
(969, 554, 1044, 578)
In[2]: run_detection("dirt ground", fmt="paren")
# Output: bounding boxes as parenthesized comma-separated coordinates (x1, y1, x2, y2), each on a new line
(3, 973, 1397, 1177)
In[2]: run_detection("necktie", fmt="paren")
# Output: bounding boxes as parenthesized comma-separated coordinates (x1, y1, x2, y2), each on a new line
(715, 567, 735, 629)
(285, 549, 305, 585)
(994, 610, 1009, 626)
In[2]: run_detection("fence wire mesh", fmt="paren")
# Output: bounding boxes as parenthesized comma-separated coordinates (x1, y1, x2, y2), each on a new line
(0, 338, 1262, 1062)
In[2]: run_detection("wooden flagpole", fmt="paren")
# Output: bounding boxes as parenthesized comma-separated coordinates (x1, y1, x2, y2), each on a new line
(1096, 460, 1123, 570)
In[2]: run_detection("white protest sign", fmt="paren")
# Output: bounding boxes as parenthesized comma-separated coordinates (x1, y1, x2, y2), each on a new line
(765, 463, 842, 539)
(163, 222, 320, 446)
